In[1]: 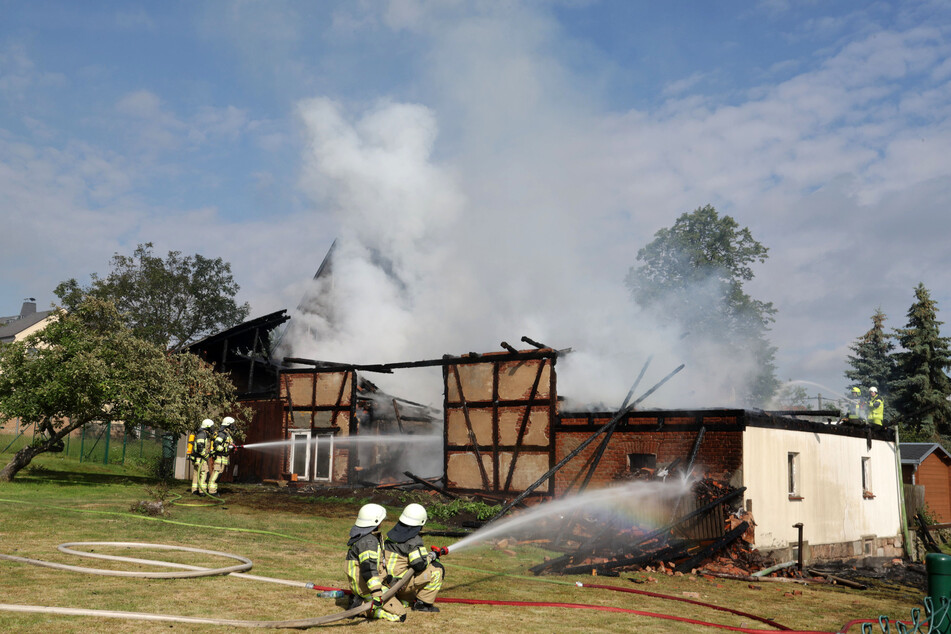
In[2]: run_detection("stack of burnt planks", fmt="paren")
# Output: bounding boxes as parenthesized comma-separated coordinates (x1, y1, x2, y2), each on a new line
(530, 482, 753, 576)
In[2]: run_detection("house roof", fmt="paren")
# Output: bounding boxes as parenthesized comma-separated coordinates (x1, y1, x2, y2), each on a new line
(0, 309, 54, 343)
(900, 442, 951, 466)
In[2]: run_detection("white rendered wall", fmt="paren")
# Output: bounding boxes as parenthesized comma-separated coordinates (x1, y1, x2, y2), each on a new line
(742, 426, 902, 550)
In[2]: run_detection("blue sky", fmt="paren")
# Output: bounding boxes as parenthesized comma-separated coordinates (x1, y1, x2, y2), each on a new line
(2, 0, 950, 407)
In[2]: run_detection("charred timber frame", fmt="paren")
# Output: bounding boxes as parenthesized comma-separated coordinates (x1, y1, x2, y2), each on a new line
(279, 368, 357, 483)
(450, 364, 491, 490)
(442, 349, 559, 498)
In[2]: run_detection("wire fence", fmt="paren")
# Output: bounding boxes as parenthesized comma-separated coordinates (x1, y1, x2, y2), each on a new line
(0, 420, 167, 469)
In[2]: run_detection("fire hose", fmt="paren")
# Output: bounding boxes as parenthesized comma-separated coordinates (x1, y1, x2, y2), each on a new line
(0, 512, 909, 632)
(0, 541, 412, 628)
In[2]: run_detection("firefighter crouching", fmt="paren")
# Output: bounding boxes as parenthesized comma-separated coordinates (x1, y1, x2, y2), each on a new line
(209, 416, 236, 495)
(346, 503, 407, 622)
(384, 503, 444, 613)
(188, 419, 214, 495)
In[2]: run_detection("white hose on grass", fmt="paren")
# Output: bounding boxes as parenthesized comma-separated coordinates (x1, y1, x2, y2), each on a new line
(0, 541, 411, 628)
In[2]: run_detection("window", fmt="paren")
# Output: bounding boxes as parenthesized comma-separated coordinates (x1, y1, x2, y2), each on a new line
(788, 452, 802, 499)
(862, 457, 873, 498)
(290, 431, 311, 480)
(627, 453, 657, 471)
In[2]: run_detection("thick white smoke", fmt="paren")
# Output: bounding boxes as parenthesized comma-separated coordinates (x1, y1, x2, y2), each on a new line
(277, 97, 772, 411)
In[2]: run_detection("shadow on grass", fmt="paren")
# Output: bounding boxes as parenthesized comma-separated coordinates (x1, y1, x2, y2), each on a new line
(16, 471, 161, 486)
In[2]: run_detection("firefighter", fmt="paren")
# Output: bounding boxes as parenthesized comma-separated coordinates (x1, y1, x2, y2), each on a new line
(868, 387, 884, 426)
(208, 416, 236, 495)
(384, 503, 444, 613)
(345, 503, 406, 622)
(189, 419, 214, 495)
(842, 387, 865, 424)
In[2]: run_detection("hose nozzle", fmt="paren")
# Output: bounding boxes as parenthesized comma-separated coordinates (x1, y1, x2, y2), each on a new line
(431, 546, 449, 558)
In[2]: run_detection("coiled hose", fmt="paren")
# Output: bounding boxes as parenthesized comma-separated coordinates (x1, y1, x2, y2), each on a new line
(0, 541, 410, 628)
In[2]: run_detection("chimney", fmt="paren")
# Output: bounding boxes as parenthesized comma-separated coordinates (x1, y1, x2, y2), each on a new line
(19, 298, 36, 319)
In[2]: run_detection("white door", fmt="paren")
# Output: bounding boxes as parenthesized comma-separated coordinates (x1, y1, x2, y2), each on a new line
(289, 431, 312, 481)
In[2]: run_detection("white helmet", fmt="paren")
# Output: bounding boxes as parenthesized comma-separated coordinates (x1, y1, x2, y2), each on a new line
(355, 503, 387, 528)
(399, 503, 428, 527)
(869, 387, 878, 394)
(222, 416, 235, 427)
(200, 419, 214, 429)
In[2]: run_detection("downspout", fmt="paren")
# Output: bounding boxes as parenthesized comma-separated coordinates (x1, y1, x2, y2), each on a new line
(893, 426, 913, 559)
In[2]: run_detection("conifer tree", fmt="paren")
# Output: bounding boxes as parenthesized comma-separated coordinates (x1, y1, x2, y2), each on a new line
(844, 309, 896, 420)
(892, 283, 951, 437)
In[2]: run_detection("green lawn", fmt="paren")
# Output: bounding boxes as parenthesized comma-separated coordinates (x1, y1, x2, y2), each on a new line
(0, 459, 929, 633)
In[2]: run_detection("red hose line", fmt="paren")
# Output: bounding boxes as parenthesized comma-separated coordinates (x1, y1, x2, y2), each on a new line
(579, 581, 790, 630)
(435, 597, 842, 633)
(307, 583, 885, 633)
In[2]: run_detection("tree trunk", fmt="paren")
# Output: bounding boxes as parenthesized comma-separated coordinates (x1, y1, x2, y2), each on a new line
(0, 419, 85, 481)
(0, 444, 44, 481)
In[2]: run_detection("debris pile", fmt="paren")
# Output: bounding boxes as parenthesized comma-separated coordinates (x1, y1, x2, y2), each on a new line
(527, 478, 772, 577)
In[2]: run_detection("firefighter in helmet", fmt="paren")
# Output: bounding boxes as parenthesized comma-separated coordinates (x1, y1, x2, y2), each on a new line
(345, 503, 406, 622)
(843, 387, 866, 424)
(208, 416, 236, 495)
(190, 419, 214, 495)
(868, 387, 884, 426)
(384, 503, 444, 613)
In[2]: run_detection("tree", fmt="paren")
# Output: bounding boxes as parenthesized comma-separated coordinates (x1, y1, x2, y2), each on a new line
(55, 242, 250, 352)
(0, 298, 243, 481)
(891, 283, 951, 437)
(626, 204, 779, 405)
(844, 308, 897, 421)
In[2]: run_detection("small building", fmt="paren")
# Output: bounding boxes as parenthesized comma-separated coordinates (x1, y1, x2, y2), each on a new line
(0, 298, 55, 344)
(900, 442, 951, 523)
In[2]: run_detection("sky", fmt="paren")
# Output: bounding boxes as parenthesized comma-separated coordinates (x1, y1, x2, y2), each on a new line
(2, 0, 950, 410)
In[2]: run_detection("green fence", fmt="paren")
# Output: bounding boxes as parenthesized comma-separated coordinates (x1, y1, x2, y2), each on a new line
(0, 420, 166, 467)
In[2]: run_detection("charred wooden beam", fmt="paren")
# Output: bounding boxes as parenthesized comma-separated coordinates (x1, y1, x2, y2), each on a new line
(575, 356, 654, 495)
(391, 399, 405, 434)
(452, 365, 491, 490)
(559, 540, 692, 575)
(403, 471, 458, 500)
(521, 335, 547, 349)
(531, 486, 745, 575)
(674, 521, 748, 573)
(500, 341, 518, 354)
(283, 349, 561, 374)
(502, 359, 547, 492)
(489, 364, 686, 523)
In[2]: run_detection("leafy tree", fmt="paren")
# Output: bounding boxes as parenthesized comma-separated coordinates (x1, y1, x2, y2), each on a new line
(626, 204, 779, 405)
(774, 384, 809, 409)
(0, 298, 243, 481)
(891, 283, 951, 437)
(844, 309, 897, 421)
(55, 242, 250, 352)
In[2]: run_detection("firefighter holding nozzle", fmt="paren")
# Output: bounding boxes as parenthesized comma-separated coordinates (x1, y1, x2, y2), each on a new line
(208, 416, 237, 495)
(188, 418, 214, 495)
(384, 503, 445, 613)
(841, 387, 867, 425)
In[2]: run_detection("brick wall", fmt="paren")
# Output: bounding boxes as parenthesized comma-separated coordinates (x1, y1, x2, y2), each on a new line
(553, 413, 743, 495)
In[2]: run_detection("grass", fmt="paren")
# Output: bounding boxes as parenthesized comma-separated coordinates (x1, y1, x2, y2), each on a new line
(0, 459, 929, 633)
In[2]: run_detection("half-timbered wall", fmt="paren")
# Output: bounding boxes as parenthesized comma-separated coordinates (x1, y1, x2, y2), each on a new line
(444, 351, 557, 496)
(280, 368, 356, 484)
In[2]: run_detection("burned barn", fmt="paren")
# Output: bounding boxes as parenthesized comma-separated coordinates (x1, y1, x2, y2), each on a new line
(177, 321, 905, 565)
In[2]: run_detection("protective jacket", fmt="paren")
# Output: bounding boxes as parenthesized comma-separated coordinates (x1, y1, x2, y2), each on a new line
(191, 429, 211, 461)
(346, 528, 405, 621)
(189, 428, 212, 494)
(868, 396, 884, 426)
(212, 428, 234, 460)
(384, 522, 444, 607)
